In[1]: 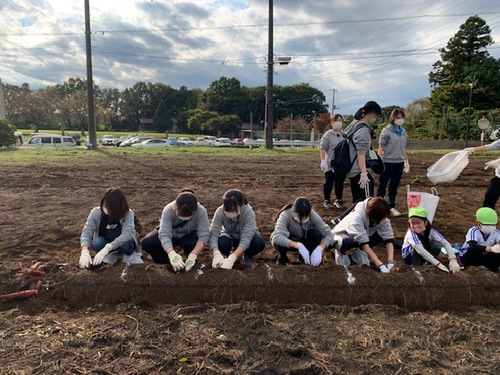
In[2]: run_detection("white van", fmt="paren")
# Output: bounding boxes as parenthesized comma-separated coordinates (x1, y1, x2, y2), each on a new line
(204, 135, 217, 146)
(22, 134, 76, 147)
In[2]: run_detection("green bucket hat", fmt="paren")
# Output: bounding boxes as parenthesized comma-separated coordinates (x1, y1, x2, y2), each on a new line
(408, 207, 428, 219)
(476, 207, 498, 225)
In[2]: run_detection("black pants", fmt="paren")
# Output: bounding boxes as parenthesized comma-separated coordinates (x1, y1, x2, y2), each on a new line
(376, 162, 404, 208)
(323, 170, 346, 202)
(141, 230, 198, 264)
(274, 228, 323, 262)
(337, 232, 385, 252)
(349, 173, 374, 203)
(483, 176, 500, 209)
(218, 233, 266, 258)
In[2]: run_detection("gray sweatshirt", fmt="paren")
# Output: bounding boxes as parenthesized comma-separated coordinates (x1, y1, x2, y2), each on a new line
(80, 207, 140, 251)
(209, 204, 259, 250)
(158, 201, 210, 250)
(320, 130, 344, 172)
(378, 124, 407, 163)
(485, 139, 500, 151)
(270, 208, 334, 248)
(343, 120, 372, 178)
(332, 198, 394, 245)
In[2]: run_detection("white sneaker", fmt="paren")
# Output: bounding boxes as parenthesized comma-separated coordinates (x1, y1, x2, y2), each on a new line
(390, 208, 401, 217)
(102, 252, 117, 265)
(122, 252, 144, 265)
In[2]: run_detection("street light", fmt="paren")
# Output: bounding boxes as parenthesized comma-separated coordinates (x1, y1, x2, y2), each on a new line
(478, 117, 490, 146)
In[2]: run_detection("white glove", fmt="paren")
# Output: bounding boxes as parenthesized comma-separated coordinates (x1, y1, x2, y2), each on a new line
(490, 244, 500, 254)
(93, 243, 114, 266)
(358, 172, 369, 190)
(386, 260, 395, 272)
(212, 250, 225, 268)
(320, 160, 328, 172)
(168, 250, 185, 272)
(403, 159, 410, 173)
(484, 158, 500, 170)
(297, 243, 311, 265)
(220, 254, 237, 269)
(436, 262, 450, 273)
(448, 258, 461, 273)
(185, 253, 197, 272)
(464, 147, 475, 155)
(79, 249, 92, 269)
(310, 246, 323, 267)
(379, 264, 390, 273)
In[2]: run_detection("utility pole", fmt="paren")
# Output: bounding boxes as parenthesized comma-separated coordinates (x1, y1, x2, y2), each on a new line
(330, 88, 338, 115)
(264, 0, 274, 149)
(464, 79, 475, 147)
(84, 0, 97, 149)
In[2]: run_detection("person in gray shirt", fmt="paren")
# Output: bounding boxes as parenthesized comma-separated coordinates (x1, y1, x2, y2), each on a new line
(141, 188, 210, 272)
(210, 189, 265, 269)
(271, 197, 334, 266)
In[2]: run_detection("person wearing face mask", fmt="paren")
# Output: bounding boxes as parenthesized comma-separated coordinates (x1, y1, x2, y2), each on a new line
(209, 189, 265, 269)
(320, 114, 347, 209)
(271, 197, 334, 266)
(140, 188, 210, 272)
(402, 207, 461, 273)
(459, 207, 500, 272)
(79, 188, 143, 268)
(332, 197, 395, 272)
(343, 101, 382, 203)
(376, 109, 409, 217)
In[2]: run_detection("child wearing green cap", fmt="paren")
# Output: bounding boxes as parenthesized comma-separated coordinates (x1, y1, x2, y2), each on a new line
(402, 206, 461, 273)
(459, 207, 500, 272)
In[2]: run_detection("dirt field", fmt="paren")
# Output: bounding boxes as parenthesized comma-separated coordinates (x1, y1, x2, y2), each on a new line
(0, 147, 499, 374)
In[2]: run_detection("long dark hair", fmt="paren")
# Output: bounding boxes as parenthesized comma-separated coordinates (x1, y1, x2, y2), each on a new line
(354, 101, 382, 120)
(275, 197, 311, 221)
(100, 188, 129, 223)
(223, 189, 248, 212)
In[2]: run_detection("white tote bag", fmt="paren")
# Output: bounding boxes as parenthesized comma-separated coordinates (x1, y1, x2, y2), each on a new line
(406, 185, 440, 223)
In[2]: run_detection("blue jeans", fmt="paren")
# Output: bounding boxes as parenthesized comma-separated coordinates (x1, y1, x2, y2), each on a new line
(91, 236, 136, 255)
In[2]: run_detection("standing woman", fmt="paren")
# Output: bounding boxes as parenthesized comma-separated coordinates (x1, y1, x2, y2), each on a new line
(344, 101, 382, 203)
(320, 114, 347, 209)
(210, 189, 265, 269)
(376, 108, 410, 217)
(270, 197, 334, 266)
(141, 188, 210, 272)
(79, 188, 143, 268)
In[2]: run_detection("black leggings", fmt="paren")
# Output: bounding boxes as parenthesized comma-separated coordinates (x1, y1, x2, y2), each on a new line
(323, 170, 346, 201)
(141, 230, 198, 264)
(483, 176, 500, 209)
(349, 173, 374, 203)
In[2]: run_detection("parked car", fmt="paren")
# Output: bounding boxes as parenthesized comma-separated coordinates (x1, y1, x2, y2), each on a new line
(215, 137, 232, 147)
(204, 135, 217, 146)
(167, 137, 179, 146)
(131, 138, 170, 148)
(119, 136, 153, 147)
(116, 134, 137, 146)
(194, 138, 208, 146)
(101, 135, 117, 146)
(67, 133, 82, 146)
(178, 137, 194, 146)
(231, 138, 244, 146)
(21, 134, 76, 147)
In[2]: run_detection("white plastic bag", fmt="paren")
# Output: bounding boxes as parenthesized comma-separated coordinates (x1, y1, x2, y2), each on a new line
(406, 185, 440, 223)
(427, 150, 469, 184)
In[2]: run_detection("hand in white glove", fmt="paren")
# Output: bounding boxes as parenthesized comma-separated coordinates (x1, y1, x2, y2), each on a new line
(464, 147, 475, 155)
(79, 249, 92, 269)
(168, 250, 185, 272)
(310, 246, 323, 267)
(386, 260, 395, 272)
(93, 243, 114, 266)
(320, 159, 328, 172)
(403, 159, 410, 173)
(484, 158, 500, 170)
(448, 258, 461, 273)
(185, 253, 197, 272)
(220, 254, 237, 269)
(436, 262, 450, 273)
(490, 244, 500, 254)
(358, 172, 369, 190)
(297, 243, 311, 265)
(379, 264, 390, 273)
(212, 250, 225, 268)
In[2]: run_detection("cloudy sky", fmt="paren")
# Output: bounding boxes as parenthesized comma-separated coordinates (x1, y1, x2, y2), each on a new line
(1, 0, 499, 115)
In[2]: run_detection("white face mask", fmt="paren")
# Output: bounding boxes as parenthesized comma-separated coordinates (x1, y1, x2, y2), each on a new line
(178, 215, 192, 221)
(394, 119, 404, 126)
(480, 225, 496, 235)
(332, 121, 343, 130)
(102, 207, 109, 215)
(224, 210, 239, 219)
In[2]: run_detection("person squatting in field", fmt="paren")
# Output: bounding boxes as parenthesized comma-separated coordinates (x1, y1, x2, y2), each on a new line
(140, 188, 210, 272)
(270, 197, 334, 266)
(459, 207, 500, 273)
(402, 207, 461, 273)
(331, 196, 395, 273)
(79, 188, 143, 268)
(209, 189, 265, 270)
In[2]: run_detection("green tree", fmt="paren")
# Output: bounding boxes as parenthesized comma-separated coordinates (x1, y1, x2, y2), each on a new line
(205, 77, 245, 117)
(0, 119, 16, 147)
(186, 110, 218, 134)
(202, 114, 242, 137)
(152, 100, 171, 132)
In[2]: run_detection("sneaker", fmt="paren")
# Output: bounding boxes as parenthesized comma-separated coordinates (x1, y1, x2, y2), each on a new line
(334, 249, 351, 267)
(276, 255, 290, 266)
(122, 252, 144, 265)
(331, 217, 341, 225)
(324, 200, 333, 208)
(333, 199, 344, 209)
(390, 208, 401, 217)
(102, 252, 117, 265)
(351, 248, 370, 266)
